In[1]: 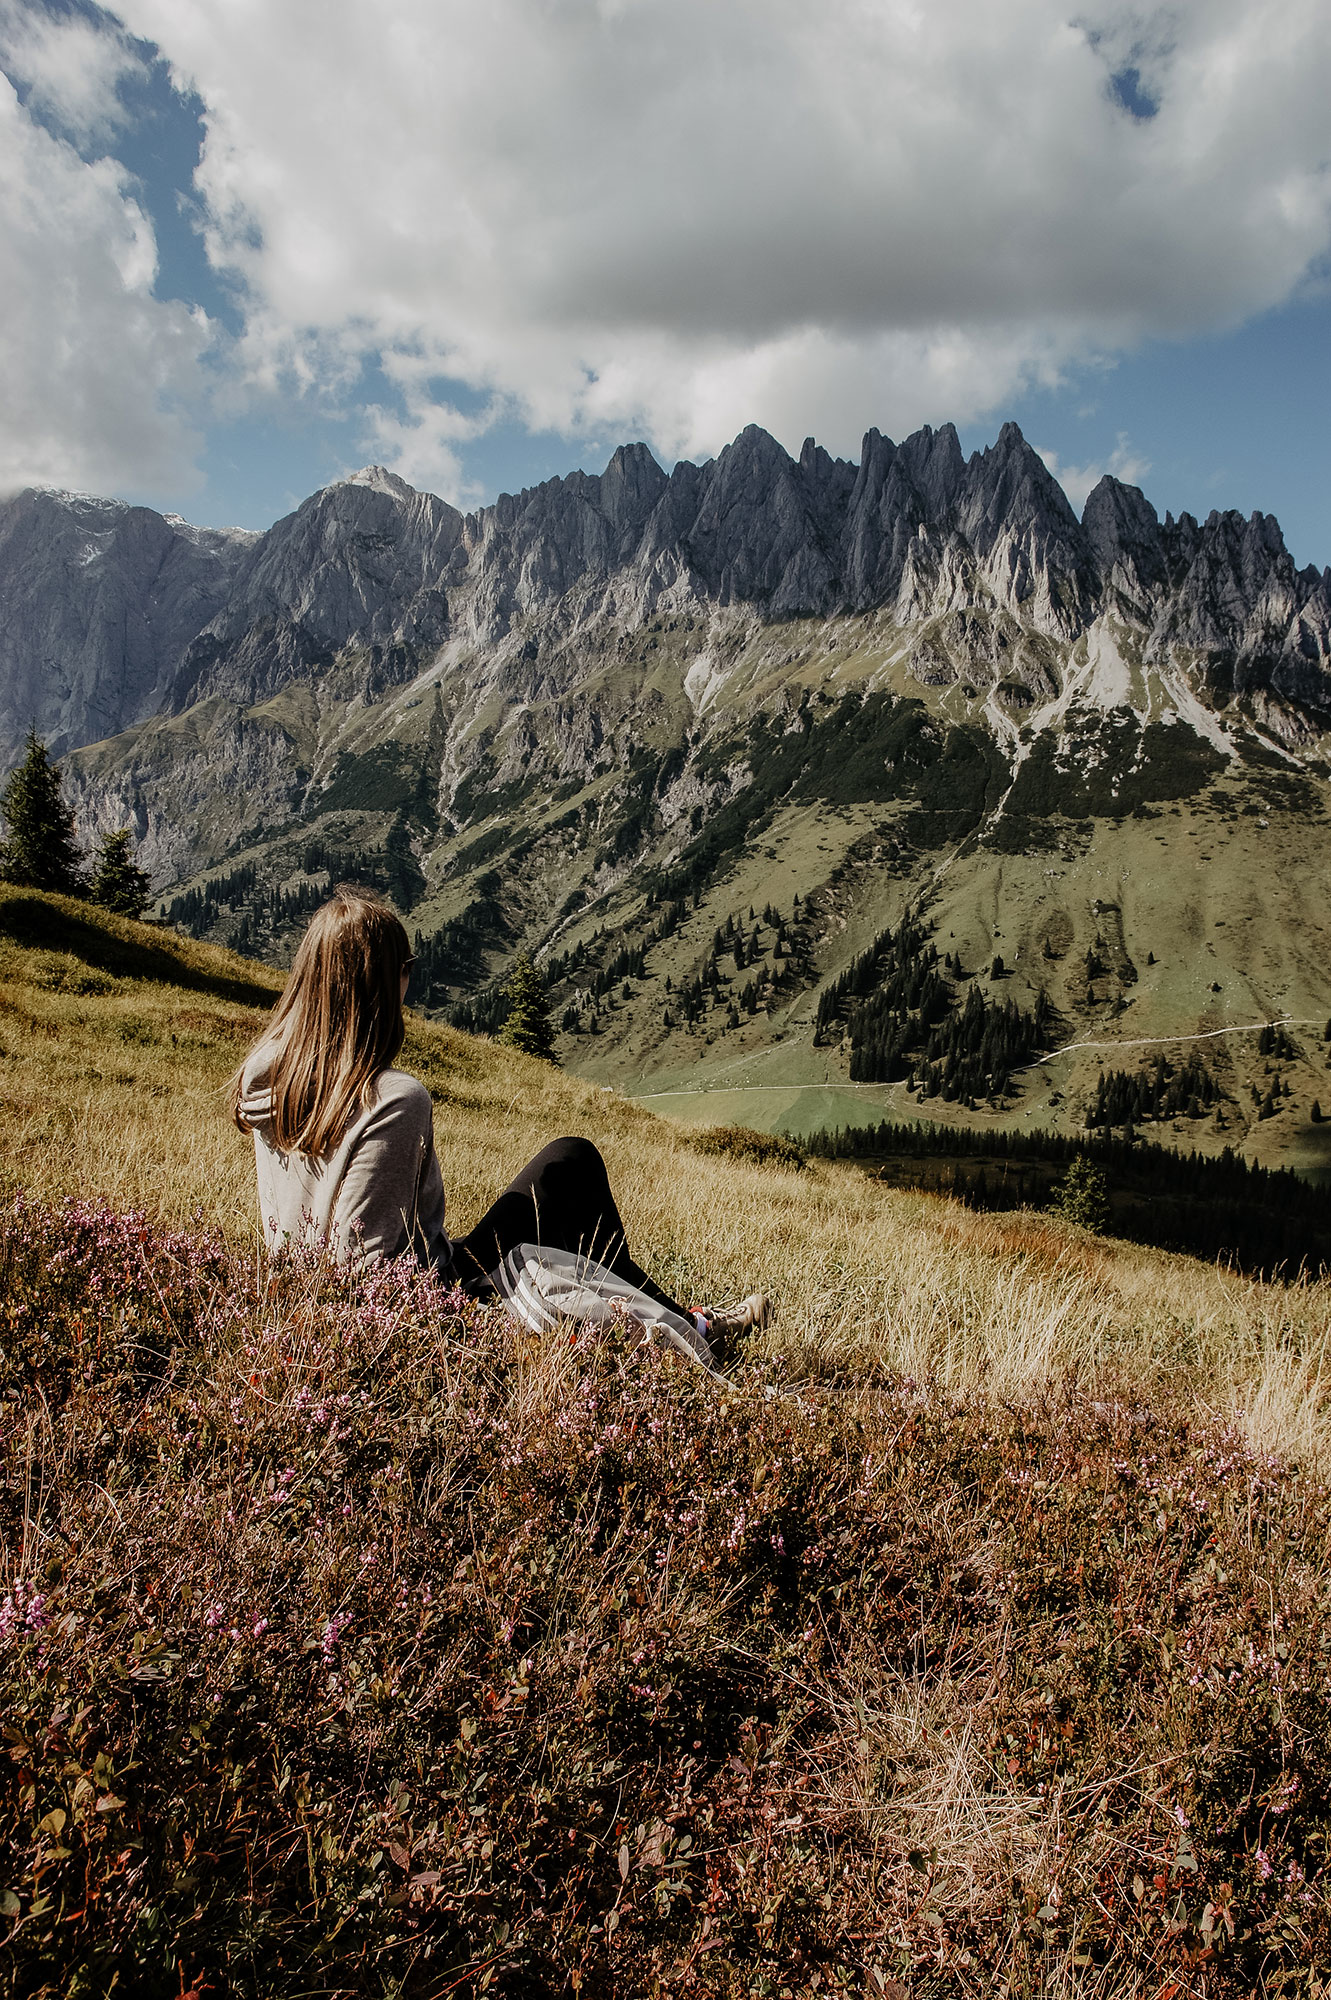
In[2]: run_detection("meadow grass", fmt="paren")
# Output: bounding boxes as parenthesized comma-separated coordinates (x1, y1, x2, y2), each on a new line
(3, 888, 1331, 1995)
(2, 888, 1330, 1469)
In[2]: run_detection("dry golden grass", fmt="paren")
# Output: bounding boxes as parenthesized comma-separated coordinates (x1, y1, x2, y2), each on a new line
(3, 884, 1331, 1470)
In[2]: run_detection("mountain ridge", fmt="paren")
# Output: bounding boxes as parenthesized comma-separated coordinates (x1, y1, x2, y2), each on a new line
(4, 419, 1330, 1174)
(4, 418, 1328, 776)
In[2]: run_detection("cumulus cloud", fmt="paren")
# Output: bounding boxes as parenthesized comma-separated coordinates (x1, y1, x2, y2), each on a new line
(0, 69, 207, 497)
(361, 354, 503, 501)
(23, 0, 1331, 495)
(0, 0, 144, 147)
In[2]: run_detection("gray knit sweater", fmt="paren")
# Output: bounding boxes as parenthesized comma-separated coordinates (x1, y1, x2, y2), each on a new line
(238, 1048, 450, 1270)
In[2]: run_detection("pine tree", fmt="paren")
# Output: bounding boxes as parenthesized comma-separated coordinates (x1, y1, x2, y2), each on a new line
(0, 730, 84, 894)
(384, 807, 425, 909)
(1048, 1156, 1111, 1233)
(89, 827, 151, 918)
(498, 954, 559, 1063)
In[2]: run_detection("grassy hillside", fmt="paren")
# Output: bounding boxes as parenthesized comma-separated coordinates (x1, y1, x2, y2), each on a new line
(4, 891, 1331, 1995)
(1, 885, 1327, 1431)
(125, 612, 1331, 1174)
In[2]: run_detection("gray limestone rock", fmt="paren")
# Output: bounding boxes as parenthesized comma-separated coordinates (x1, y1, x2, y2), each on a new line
(6, 420, 1331, 814)
(0, 488, 253, 767)
(167, 468, 463, 712)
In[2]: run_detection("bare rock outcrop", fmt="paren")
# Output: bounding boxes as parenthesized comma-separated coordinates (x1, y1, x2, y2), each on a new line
(0, 488, 253, 764)
(5, 421, 1330, 793)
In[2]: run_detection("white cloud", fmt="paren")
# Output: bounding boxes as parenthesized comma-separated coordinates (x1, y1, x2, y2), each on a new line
(0, 71, 208, 497)
(1037, 435, 1154, 514)
(20, 0, 1331, 495)
(0, 0, 144, 148)
(361, 356, 502, 502)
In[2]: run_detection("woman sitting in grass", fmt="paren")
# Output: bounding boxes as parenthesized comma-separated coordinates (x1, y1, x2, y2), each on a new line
(230, 888, 768, 1358)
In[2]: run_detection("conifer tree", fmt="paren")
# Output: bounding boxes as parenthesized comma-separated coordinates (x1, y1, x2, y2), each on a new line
(1048, 1156, 1111, 1233)
(498, 954, 559, 1063)
(0, 730, 84, 894)
(89, 827, 151, 918)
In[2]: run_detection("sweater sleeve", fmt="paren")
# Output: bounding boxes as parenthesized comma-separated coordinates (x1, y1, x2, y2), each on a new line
(331, 1078, 448, 1269)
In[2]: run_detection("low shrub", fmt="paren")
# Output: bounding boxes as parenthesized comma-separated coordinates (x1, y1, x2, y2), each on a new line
(689, 1125, 807, 1172)
(27, 952, 120, 997)
(2, 1196, 1331, 1996)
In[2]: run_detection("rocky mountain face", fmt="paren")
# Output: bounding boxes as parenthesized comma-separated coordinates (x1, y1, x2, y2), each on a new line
(429, 418, 1331, 735)
(166, 466, 464, 714)
(0, 487, 255, 765)
(8, 420, 1330, 781)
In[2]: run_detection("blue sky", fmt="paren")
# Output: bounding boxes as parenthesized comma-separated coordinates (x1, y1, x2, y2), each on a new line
(2, 0, 1329, 567)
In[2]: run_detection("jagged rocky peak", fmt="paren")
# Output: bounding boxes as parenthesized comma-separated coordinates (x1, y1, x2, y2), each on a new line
(452, 444, 674, 635)
(448, 416, 1101, 635)
(1081, 474, 1165, 603)
(337, 463, 420, 498)
(1072, 476, 1331, 733)
(673, 425, 843, 614)
(6, 416, 1331, 780)
(165, 467, 466, 713)
(894, 421, 966, 520)
(960, 421, 1081, 537)
(838, 419, 1095, 634)
(598, 441, 670, 527)
(843, 428, 922, 608)
(1148, 506, 1318, 707)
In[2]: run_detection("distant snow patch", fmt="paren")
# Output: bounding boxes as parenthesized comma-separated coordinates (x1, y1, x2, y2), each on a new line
(340, 465, 418, 498)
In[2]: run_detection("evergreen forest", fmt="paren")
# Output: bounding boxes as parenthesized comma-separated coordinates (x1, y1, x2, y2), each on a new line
(806, 1117, 1331, 1278)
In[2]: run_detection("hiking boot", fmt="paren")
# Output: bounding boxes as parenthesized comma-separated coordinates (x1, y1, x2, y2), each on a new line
(699, 1291, 771, 1365)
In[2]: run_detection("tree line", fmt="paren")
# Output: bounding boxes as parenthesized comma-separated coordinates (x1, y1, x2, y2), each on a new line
(805, 1117, 1330, 1279)
(427, 893, 814, 1046)
(1085, 1055, 1223, 1129)
(161, 866, 333, 946)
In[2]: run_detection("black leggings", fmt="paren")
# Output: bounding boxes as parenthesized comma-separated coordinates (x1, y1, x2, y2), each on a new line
(451, 1135, 689, 1319)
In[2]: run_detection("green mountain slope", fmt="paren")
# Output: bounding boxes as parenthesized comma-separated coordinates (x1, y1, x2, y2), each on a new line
(77, 610, 1331, 1176)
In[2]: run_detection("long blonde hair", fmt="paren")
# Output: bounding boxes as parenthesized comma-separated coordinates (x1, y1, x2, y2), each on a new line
(231, 888, 412, 1156)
